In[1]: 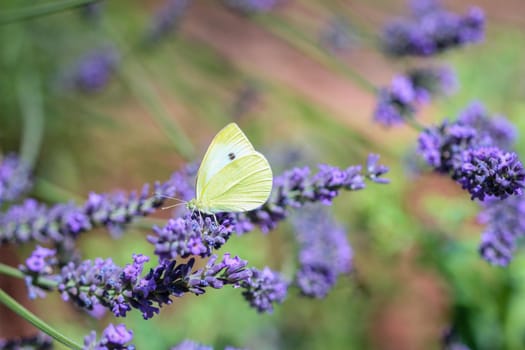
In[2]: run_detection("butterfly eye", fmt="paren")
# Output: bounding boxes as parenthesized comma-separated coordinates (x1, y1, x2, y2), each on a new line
(228, 152, 236, 161)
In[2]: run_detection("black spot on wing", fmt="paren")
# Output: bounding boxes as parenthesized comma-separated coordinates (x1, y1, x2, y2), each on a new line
(228, 152, 236, 161)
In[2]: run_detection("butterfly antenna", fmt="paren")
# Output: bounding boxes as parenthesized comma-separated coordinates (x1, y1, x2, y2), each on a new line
(155, 193, 186, 203)
(161, 202, 186, 210)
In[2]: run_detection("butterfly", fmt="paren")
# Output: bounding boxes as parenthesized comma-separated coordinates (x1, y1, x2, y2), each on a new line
(184, 122, 273, 215)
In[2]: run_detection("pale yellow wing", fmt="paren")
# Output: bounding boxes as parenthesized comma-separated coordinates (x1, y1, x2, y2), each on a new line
(199, 153, 273, 213)
(196, 123, 256, 198)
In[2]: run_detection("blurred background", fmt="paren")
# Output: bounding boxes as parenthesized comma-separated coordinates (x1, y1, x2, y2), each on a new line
(1, 0, 525, 349)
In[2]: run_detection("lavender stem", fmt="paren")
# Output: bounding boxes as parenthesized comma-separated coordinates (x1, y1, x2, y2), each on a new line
(0, 288, 83, 350)
(0, 262, 57, 289)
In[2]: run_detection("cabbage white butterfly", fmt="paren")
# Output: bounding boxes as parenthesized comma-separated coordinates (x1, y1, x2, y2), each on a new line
(186, 123, 273, 214)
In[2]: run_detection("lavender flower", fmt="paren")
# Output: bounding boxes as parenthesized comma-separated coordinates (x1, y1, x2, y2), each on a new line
(223, 0, 279, 14)
(54, 252, 265, 319)
(149, 157, 388, 257)
(188, 253, 253, 295)
(83, 324, 135, 350)
(458, 7, 485, 44)
(240, 267, 288, 313)
(367, 153, 390, 184)
(374, 66, 457, 127)
(417, 121, 480, 172)
(24, 246, 57, 274)
(0, 165, 196, 245)
(417, 103, 525, 262)
(0, 154, 32, 204)
(0, 333, 52, 350)
(72, 48, 119, 93)
(292, 205, 352, 298)
(454, 147, 525, 201)
(19, 246, 58, 299)
(381, 2, 484, 57)
(457, 102, 517, 149)
(149, 214, 236, 261)
(416, 104, 524, 200)
(145, 0, 191, 43)
(373, 75, 416, 127)
(478, 194, 525, 266)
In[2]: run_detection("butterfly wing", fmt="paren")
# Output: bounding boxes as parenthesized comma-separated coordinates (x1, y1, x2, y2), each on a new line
(199, 153, 273, 213)
(196, 123, 256, 199)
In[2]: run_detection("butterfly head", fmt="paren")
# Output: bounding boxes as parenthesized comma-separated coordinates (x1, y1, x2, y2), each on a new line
(187, 198, 197, 211)
(187, 198, 213, 215)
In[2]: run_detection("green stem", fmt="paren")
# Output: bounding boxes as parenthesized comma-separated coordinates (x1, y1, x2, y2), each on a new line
(16, 68, 44, 170)
(0, 262, 110, 295)
(0, 289, 83, 349)
(0, 263, 25, 279)
(0, 263, 58, 289)
(0, 0, 101, 25)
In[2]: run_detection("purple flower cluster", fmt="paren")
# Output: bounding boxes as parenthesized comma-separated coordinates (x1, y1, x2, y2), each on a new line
(0, 333, 52, 350)
(148, 156, 388, 258)
(145, 0, 191, 43)
(477, 194, 525, 266)
(381, 0, 484, 57)
(0, 154, 32, 205)
(374, 66, 457, 127)
(0, 165, 196, 245)
(19, 245, 58, 299)
(72, 48, 119, 93)
(240, 267, 288, 313)
(374, 76, 415, 127)
(222, 0, 279, 14)
(244, 155, 388, 232)
(292, 205, 352, 298)
(24, 246, 57, 274)
(457, 101, 516, 149)
(455, 147, 524, 201)
(416, 102, 525, 264)
(84, 324, 135, 350)
(149, 214, 237, 260)
(417, 103, 523, 200)
(53, 251, 282, 318)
